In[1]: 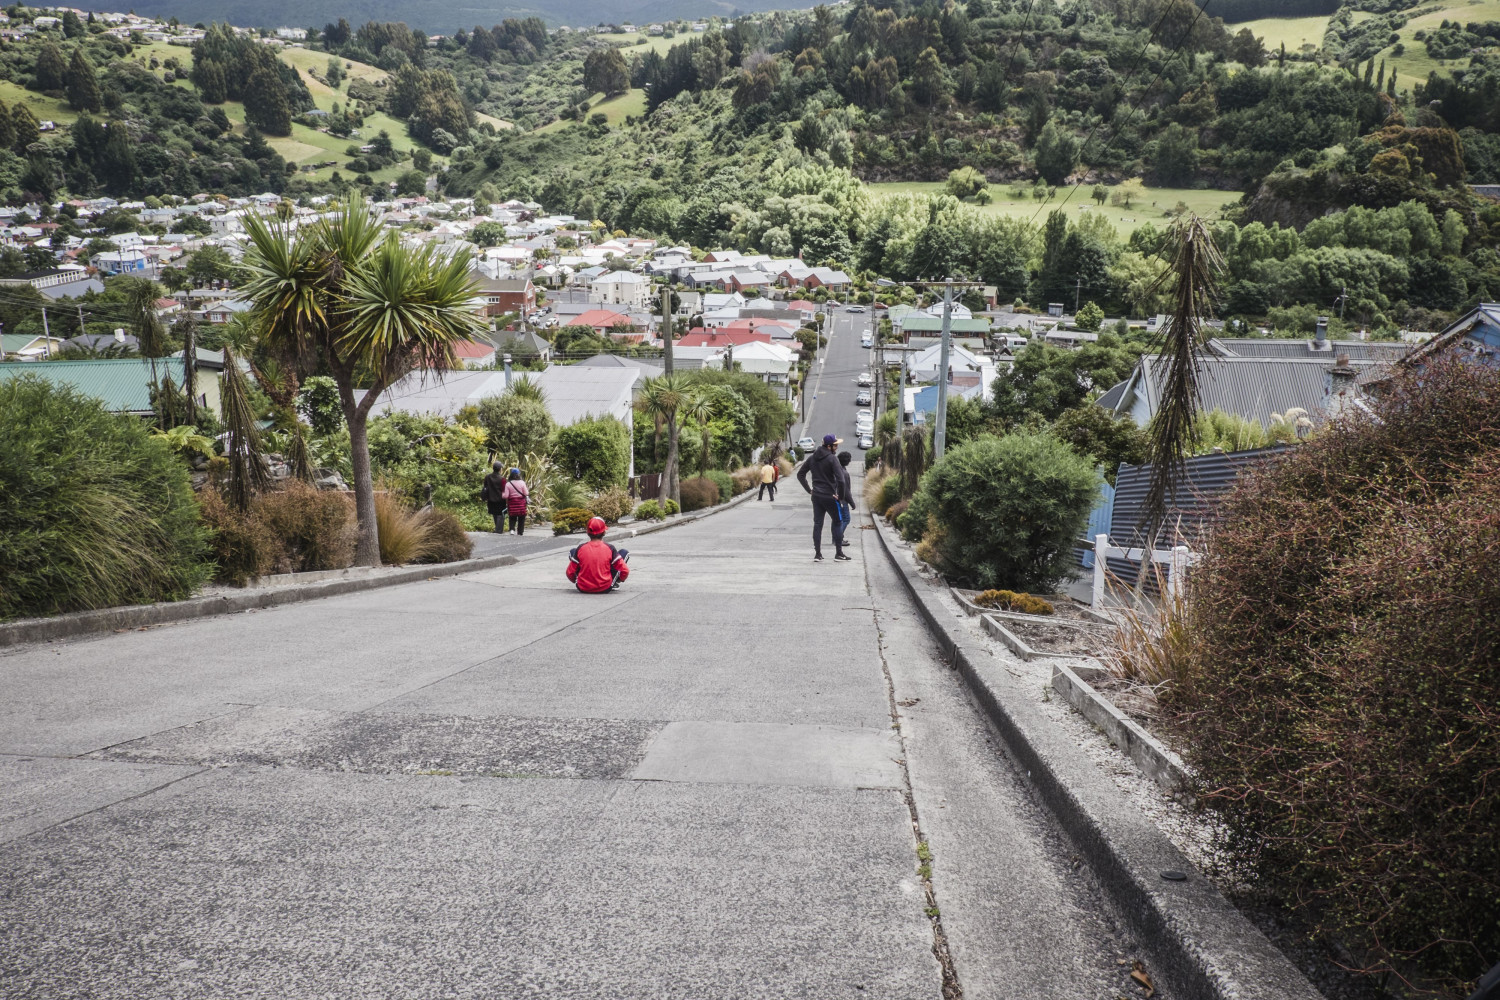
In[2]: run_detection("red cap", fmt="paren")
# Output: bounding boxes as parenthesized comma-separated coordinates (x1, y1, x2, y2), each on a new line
(587, 516, 607, 536)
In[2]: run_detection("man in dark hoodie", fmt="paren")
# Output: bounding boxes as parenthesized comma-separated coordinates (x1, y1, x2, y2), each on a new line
(796, 433, 851, 561)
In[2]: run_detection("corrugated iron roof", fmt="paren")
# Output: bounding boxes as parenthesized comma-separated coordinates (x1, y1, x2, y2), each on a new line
(0, 358, 164, 413)
(1140, 355, 1385, 428)
(1208, 338, 1410, 362)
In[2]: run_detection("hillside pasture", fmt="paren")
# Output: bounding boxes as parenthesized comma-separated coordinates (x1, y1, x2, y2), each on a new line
(866, 181, 1242, 238)
(1238, 15, 1332, 53)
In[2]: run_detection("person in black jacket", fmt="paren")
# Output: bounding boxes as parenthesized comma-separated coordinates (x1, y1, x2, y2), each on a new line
(796, 434, 852, 561)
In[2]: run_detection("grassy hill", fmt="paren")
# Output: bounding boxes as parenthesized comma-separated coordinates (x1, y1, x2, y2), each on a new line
(1238, 0, 1500, 90)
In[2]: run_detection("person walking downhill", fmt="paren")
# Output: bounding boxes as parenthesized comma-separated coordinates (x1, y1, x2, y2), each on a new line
(796, 434, 850, 562)
(481, 462, 509, 534)
(502, 467, 530, 535)
(758, 459, 779, 501)
(831, 451, 856, 561)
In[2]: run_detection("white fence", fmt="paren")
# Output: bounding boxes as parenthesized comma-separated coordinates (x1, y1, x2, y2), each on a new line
(1090, 533, 1200, 609)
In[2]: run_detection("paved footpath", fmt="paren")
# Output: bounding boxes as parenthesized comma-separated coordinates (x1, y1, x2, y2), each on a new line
(0, 485, 1143, 999)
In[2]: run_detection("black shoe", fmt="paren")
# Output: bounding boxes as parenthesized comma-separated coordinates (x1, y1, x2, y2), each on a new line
(814, 554, 824, 561)
(835, 553, 852, 561)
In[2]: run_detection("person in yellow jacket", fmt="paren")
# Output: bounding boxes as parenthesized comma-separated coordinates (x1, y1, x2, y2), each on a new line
(757, 460, 779, 501)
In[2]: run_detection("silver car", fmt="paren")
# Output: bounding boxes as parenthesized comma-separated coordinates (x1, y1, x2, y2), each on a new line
(858, 433, 874, 449)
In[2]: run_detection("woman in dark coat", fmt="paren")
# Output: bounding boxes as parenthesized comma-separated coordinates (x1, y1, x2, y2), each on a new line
(481, 462, 509, 533)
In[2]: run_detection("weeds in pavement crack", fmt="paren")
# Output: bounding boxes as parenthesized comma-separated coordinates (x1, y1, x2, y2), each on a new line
(862, 531, 964, 1000)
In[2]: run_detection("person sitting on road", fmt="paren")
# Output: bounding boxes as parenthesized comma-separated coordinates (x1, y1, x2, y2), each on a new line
(566, 517, 630, 593)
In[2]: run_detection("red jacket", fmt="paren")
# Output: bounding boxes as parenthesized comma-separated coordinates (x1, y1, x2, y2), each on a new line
(566, 539, 629, 593)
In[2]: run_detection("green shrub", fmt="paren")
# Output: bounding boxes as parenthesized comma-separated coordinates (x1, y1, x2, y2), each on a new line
(588, 485, 632, 524)
(477, 393, 553, 458)
(973, 589, 1054, 615)
(552, 414, 630, 491)
(886, 498, 909, 525)
(1174, 359, 1500, 992)
(0, 376, 209, 617)
(551, 506, 594, 535)
(678, 477, 719, 512)
(415, 507, 473, 563)
(663, 498, 679, 515)
(633, 499, 664, 521)
(911, 432, 1098, 591)
(702, 469, 733, 501)
(878, 475, 902, 515)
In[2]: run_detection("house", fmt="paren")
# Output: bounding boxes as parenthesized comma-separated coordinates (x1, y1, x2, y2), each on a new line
(368, 364, 639, 440)
(906, 342, 987, 383)
(1377, 302, 1500, 377)
(727, 270, 773, 294)
(474, 276, 536, 317)
(0, 265, 90, 291)
(0, 333, 63, 360)
(493, 330, 553, 362)
(449, 338, 498, 369)
(92, 249, 151, 275)
(894, 315, 992, 340)
(572, 308, 636, 335)
(676, 329, 773, 349)
(0, 358, 171, 416)
(705, 339, 796, 400)
(166, 347, 231, 414)
(1100, 330, 1413, 429)
(202, 298, 253, 324)
(590, 270, 651, 310)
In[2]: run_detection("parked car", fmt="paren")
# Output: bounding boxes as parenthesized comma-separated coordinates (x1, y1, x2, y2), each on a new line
(856, 390, 872, 406)
(855, 413, 874, 432)
(860, 333, 874, 347)
(856, 371, 873, 386)
(796, 436, 816, 452)
(858, 433, 874, 449)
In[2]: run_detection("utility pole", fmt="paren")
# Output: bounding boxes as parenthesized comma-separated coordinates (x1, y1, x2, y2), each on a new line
(898, 346, 908, 436)
(502, 353, 513, 389)
(41, 306, 50, 345)
(933, 281, 954, 462)
(1075, 277, 1082, 315)
(661, 282, 674, 374)
(1337, 285, 1348, 320)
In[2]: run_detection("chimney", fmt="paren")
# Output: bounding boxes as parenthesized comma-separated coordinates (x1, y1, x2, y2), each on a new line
(1313, 316, 1329, 349)
(1329, 353, 1358, 395)
(113, 328, 125, 343)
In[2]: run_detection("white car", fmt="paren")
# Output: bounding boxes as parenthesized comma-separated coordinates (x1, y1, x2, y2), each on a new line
(856, 371, 873, 386)
(796, 436, 816, 451)
(847, 305, 866, 313)
(860, 334, 873, 348)
(858, 433, 874, 449)
(855, 414, 874, 432)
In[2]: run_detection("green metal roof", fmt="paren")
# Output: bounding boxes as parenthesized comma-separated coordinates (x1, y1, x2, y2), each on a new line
(898, 316, 992, 333)
(0, 359, 164, 413)
(1, 333, 59, 354)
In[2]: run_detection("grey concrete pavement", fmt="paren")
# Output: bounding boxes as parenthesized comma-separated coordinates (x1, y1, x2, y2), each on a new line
(0, 315, 1141, 1000)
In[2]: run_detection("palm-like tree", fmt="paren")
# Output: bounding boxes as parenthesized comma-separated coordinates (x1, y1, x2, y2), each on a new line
(241, 196, 483, 565)
(685, 386, 721, 477)
(636, 372, 690, 504)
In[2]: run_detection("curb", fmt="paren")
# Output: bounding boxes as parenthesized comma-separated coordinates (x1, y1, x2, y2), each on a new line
(0, 487, 759, 650)
(869, 513, 1322, 1000)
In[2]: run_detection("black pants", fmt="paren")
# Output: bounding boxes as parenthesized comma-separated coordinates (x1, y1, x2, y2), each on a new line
(812, 494, 843, 556)
(509, 513, 526, 535)
(491, 513, 505, 533)
(758, 481, 776, 500)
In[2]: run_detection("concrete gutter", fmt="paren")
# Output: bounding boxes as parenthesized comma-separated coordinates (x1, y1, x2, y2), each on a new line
(869, 514, 1323, 1000)
(0, 487, 757, 649)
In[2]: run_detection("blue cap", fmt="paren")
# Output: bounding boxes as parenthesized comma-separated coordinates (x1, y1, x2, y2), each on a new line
(511, 467, 521, 475)
(823, 434, 839, 446)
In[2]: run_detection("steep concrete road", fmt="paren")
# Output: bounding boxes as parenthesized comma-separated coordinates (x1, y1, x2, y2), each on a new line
(0, 324, 1145, 1000)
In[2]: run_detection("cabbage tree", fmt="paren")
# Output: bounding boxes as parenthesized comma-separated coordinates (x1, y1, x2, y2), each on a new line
(241, 197, 484, 565)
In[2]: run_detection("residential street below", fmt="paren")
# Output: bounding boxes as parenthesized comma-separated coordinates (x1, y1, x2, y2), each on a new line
(0, 313, 1144, 999)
